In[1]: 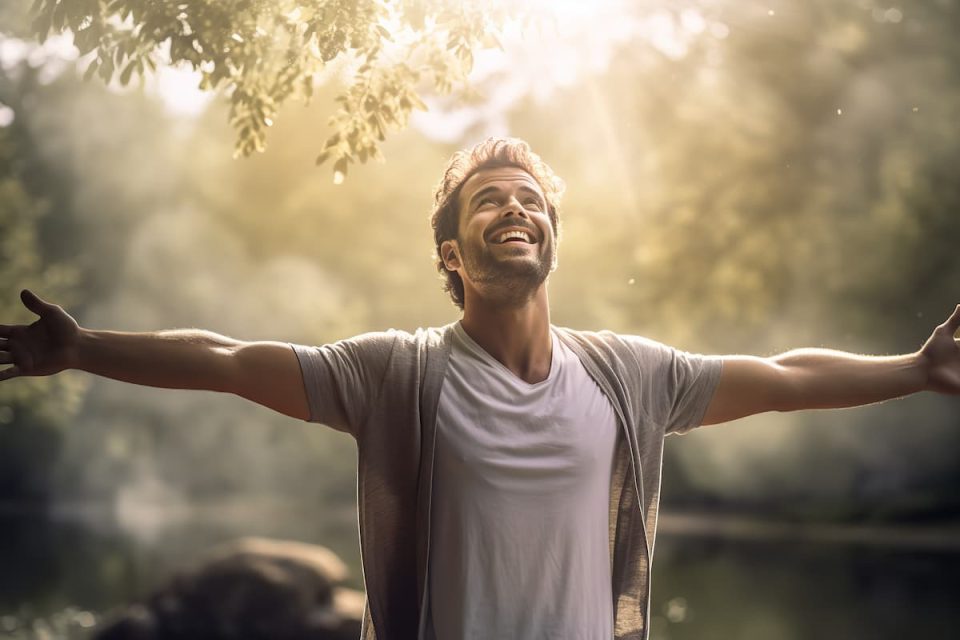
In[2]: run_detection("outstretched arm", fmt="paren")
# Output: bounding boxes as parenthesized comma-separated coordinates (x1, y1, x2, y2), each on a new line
(701, 305, 960, 426)
(0, 289, 310, 420)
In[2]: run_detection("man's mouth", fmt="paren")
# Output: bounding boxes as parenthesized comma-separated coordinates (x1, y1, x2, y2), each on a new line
(492, 229, 536, 244)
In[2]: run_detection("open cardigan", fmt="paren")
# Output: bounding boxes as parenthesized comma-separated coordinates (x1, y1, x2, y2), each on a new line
(291, 323, 722, 639)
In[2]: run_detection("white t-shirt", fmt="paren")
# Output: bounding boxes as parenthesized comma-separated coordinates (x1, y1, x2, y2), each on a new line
(425, 322, 620, 639)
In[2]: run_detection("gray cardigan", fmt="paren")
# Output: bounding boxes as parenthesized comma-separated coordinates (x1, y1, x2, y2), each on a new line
(291, 323, 722, 639)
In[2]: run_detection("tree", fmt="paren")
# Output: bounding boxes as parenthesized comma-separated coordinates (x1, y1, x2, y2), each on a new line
(31, 0, 512, 178)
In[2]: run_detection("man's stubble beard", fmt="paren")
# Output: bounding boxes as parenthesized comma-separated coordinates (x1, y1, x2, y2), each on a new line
(459, 235, 556, 308)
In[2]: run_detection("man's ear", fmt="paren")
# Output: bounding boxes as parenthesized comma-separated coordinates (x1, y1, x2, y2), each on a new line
(440, 240, 461, 271)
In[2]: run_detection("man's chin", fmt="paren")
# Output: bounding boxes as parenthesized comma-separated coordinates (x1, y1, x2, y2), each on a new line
(462, 247, 554, 288)
(491, 258, 549, 277)
(491, 246, 547, 264)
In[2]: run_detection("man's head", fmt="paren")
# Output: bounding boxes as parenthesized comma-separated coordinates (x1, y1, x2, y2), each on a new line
(430, 138, 565, 310)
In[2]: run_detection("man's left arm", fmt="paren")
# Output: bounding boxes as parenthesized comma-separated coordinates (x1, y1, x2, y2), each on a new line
(701, 305, 960, 426)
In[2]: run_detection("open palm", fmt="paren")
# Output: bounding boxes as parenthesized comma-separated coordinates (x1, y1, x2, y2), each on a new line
(919, 305, 960, 395)
(0, 290, 80, 382)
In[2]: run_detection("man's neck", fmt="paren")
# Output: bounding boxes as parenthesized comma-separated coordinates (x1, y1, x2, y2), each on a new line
(460, 288, 552, 384)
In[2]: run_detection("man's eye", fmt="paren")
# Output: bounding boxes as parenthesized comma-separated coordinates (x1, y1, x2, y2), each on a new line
(478, 197, 496, 207)
(525, 199, 543, 209)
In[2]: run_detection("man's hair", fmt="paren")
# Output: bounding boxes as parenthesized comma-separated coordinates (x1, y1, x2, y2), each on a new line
(430, 137, 565, 309)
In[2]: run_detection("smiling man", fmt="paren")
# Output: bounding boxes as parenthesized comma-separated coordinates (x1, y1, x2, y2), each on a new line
(1, 137, 959, 640)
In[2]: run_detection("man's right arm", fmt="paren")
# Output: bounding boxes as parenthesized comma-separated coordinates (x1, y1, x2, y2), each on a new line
(1, 290, 311, 421)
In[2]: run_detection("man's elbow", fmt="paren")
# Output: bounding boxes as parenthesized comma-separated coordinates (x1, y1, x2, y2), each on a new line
(764, 359, 812, 413)
(701, 357, 792, 425)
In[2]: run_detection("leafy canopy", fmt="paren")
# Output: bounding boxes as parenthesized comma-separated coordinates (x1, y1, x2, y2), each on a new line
(31, 0, 515, 179)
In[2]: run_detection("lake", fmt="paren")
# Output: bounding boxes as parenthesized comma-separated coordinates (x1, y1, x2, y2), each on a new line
(1, 506, 957, 639)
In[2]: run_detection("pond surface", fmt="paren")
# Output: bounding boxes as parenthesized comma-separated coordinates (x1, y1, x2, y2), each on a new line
(1, 507, 958, 639)
(649, 519, 960, 640)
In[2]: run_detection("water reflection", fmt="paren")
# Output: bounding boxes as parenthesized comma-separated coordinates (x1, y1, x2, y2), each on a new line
(1, 509, 958, 639)
(651, 531, 960, 640)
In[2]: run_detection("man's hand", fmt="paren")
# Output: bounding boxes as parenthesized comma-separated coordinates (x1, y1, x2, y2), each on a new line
(701, 303, 960, 425)
(0, 289, 311, 421)
(918, 304, 960, 395)
(0, 290, 80, 381)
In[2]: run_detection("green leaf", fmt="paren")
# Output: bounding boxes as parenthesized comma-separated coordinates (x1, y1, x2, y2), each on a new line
(408, 92, 428, 111)
(73, 28, 96, 54)
(52, 0, 68, 31)
(119, 60, 137, 85)
(31, 10, 52, 43)
(82, 60, 99, 81)
(98, 56, 114, 82)
(460, 48, 473, 72)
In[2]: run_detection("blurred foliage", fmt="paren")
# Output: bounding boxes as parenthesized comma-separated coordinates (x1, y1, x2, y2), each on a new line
(31, 0, 513, 178)
(518, 0, 960, 356)
(0, 63, 88, 501)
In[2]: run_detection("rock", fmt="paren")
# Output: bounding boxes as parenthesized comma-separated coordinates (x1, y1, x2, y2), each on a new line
(94, 537, 363, 640)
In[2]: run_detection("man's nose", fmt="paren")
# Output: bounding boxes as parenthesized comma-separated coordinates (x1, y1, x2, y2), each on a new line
(501, 196, 528, 218)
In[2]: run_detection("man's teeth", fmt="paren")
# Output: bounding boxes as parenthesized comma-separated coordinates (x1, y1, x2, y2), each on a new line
(497, 230, 532, 243)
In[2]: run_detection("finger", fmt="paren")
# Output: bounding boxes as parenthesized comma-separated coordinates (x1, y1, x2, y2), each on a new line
(8, 342, 32, 372)
(20, 289, 55, 318)
(0, 352, 11, 365)
(0, 365, 20, 382)
(0, 325, 13, 338)
(0, 337, 7, 348)
(945, 304, 960, 333)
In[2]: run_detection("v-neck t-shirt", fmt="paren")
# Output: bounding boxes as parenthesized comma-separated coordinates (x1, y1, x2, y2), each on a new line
(425, 322, 620, 639)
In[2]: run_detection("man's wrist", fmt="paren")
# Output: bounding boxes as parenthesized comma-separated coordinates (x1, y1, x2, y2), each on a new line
(70, 327, 97, 372)
(910, 349, 933, 393)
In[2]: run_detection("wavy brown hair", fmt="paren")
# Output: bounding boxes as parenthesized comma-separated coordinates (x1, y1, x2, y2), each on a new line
(430, 137, 565, 309)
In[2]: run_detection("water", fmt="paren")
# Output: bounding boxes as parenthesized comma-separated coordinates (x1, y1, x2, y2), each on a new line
(1, 508, 958, 639)
(649, 533, 959, 640)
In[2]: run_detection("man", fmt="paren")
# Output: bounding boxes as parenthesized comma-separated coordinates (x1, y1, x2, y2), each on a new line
(1, 137, 958, 640)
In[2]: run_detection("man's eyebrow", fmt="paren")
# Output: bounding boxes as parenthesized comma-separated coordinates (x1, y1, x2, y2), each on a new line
(468, 185, 502, 209)
(468, 184, 544, 209)
(517, 186, 545, 202)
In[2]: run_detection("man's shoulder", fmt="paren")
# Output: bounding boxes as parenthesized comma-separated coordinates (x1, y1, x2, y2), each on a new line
(553, 325, 671, 355)
(330, 323, 455, 348)
(320, 325, 453, 360)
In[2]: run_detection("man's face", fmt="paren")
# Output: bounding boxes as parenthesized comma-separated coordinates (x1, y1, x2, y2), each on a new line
(442, 166, 556, 305)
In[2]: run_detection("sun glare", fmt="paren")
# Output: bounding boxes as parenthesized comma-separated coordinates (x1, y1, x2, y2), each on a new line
(412, 0, 708, 142)
(148, 65, 214, 118)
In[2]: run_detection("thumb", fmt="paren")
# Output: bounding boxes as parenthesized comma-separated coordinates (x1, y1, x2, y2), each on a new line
(20, 289, 54, 317)
(945, 304, 960, 334)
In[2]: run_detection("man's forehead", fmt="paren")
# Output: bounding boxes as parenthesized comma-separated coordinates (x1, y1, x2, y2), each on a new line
(459, 166, 545, 206)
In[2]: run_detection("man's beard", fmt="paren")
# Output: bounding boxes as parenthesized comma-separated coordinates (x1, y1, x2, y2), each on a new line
(459, 235, 555, 307)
